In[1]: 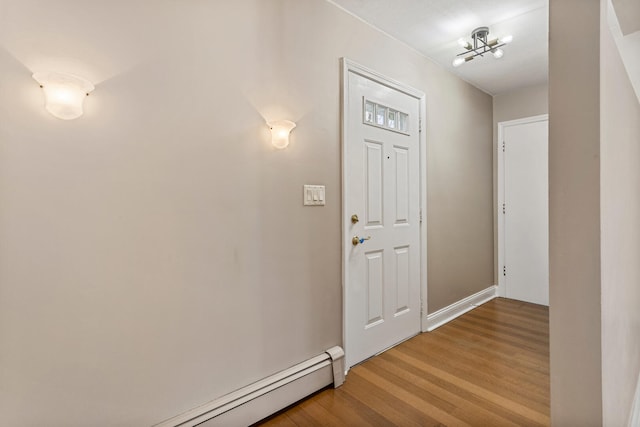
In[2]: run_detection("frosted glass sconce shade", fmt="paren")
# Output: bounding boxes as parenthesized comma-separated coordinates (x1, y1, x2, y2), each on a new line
(33, 72, 94, 120)
(268, 120, 296, 149)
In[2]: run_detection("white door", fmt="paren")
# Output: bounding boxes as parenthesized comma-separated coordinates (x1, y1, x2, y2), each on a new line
(343, 63, 423, 368)
(501, 118, 549, 306)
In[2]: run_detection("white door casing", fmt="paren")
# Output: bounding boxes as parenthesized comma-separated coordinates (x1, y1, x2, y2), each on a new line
(497, 115, 549, 306)
(342, 59, 427, 370)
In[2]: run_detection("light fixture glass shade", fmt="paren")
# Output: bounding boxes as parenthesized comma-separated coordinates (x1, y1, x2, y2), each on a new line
(33, 72, 94, 120)
(452, 57, 466, 67)
(500, 35, 513, 44)
(268, 120, 296, 149)
(457, 38, 471, 49)
(492, 48, 504, 59)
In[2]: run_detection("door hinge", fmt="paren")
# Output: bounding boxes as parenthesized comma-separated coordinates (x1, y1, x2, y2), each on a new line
(503, 266, 506, 276)
(419, 118, 422, 133)
(502, 203, 506, 214)
(420, 209, 423, 224)
(502, 141, 505, 152)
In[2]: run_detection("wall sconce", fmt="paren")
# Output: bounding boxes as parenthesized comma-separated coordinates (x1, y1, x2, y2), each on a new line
(268, 120, 296, 149)
(33, 72, 95, 120)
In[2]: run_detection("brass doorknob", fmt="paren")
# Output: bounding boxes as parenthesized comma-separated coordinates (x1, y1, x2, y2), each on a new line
(352, 236, 371, 246)
(351, 214, 359, 224)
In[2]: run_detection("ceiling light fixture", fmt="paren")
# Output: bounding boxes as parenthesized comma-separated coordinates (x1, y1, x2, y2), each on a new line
(452, 27, 513, 67)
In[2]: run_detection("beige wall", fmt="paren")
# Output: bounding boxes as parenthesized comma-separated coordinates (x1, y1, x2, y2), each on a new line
(426, 78, 494, 311)
(492, 83, 548, 283)
(549, 0, 603, 424)
(0, 0, 493, 425)
(600, 0, 640, 424)
(549, 0, 640, 424)
(493, 83, 549, 125)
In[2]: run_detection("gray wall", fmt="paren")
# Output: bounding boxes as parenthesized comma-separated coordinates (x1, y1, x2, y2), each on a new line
(600, 0, 640, 424)
(492, 83, 548, 284)
(549, 0, 640, 424)
(0, 0, 493, 425)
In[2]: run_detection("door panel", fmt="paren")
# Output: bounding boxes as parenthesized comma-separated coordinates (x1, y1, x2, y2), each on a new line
(345, 70, 421, 368)
(394, 146, 409, 223)
(365, 250, 384, 327)
(504, 119, 549, 306)
(393, 246, 410, 315)
(365, 141, 384, 226)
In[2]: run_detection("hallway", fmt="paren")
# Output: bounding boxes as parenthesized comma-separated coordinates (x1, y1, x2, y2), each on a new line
(258, 298, 549, 426)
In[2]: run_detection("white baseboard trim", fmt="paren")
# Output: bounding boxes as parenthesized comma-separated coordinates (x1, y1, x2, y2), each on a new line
(424, 285, 497, 332)
(154, 346, 345, 427)
(629, 372, 640, 427)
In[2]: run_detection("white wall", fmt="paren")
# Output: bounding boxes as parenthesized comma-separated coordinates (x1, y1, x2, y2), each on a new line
(0, 0, 494, 425)
(610, 0, 640, 104)
(600, 1, 640, 424)
(612, 0, 640, 34)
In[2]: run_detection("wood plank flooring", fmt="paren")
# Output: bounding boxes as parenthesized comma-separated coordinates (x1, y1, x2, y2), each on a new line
(256, 298, 549, 426)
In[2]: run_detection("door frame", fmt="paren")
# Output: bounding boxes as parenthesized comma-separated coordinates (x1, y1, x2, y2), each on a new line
(341, 58, 428, 371)
(497, 114, 549, 298)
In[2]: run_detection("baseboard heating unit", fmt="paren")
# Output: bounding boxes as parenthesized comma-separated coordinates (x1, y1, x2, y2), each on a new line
(154, 346, 345, 427)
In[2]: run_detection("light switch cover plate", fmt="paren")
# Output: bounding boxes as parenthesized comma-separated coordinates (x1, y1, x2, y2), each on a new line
(304, 185, 325, 206)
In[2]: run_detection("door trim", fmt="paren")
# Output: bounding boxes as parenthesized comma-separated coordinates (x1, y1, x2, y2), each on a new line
(497, 114, 549, 298)
(341, 58, 427, 372)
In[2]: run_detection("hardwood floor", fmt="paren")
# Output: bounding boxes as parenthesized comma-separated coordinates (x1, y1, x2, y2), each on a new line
(256, 298, 549, 426)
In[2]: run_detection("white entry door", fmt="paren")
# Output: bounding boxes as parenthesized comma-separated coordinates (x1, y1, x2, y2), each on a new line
(343, 61, 424, 368)
(500, 117, 549, 306)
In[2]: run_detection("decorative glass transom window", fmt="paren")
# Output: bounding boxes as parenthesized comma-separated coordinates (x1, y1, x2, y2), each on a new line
(363, 98, 409, 135)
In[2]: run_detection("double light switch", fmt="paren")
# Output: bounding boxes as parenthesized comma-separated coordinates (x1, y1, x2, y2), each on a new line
(304, 185, 325, 206)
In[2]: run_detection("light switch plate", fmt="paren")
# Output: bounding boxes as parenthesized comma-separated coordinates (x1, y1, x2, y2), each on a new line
(304, 185, 325, 206)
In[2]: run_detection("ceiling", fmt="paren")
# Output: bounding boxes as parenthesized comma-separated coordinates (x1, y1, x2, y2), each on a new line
(329, 0, 549, 95)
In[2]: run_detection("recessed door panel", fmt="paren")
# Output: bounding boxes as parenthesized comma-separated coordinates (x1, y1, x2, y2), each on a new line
(394, 146, 409, 225)
(394, 246, 410, 316)
(365, 141, 383, 227)
(365, 250, 384, 328)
